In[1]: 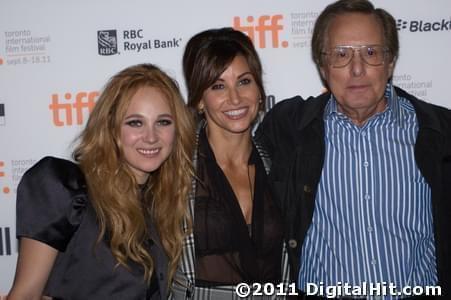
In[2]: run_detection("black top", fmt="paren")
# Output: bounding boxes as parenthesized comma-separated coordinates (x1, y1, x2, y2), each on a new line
(194, 127, 283, 286)
(16, 157, 160, 300)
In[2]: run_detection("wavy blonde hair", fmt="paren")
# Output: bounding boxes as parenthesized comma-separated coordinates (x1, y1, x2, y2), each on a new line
(73, 63, 194, 285)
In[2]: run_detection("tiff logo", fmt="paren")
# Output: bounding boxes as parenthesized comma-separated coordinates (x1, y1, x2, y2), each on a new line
(98, 30, 118, 55)
(0, 160, 10, 194)
(49, 92, 99, 126)
(233, 15, 288, 48)
(0, 161, 4, 178)
(0, 227, 12, 256)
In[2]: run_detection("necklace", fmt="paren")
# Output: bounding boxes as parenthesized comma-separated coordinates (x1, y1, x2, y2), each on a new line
(247, 163, 254, 202)
(246, 163, 254, 236)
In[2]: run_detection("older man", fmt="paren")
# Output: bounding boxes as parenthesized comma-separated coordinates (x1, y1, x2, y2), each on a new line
(256, 0, 451, 298)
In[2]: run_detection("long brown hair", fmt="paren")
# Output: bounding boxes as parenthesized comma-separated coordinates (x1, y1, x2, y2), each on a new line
(73, 63, 194, 284)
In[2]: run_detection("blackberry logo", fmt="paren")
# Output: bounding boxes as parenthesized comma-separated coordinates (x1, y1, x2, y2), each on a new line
(0, 227, 12, 256)
(397, 19, 408, 30)
(397, 18, 451, 32)
(98, 30, 118, 56)
(0, 103, 4, 126)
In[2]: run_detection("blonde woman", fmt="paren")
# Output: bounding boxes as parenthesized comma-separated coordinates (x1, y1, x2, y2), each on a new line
(8, 64, 194, 300)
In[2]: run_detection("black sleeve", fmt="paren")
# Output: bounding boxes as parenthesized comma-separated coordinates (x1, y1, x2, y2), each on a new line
(16, 156, 88, 252)
(255, 96, 305, 158)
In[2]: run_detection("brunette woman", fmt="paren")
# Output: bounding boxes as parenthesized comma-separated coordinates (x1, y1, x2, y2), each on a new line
(172, 28, 290, 299)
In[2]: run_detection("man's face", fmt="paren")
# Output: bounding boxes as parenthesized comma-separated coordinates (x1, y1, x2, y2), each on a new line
(320, 13, 394, 120)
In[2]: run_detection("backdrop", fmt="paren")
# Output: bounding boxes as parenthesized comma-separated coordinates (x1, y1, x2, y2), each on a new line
(1, 0, 450, 293)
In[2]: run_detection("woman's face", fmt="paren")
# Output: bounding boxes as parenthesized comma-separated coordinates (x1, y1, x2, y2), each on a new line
(199, 55, 260, 137)
(120, 86, 176, 184)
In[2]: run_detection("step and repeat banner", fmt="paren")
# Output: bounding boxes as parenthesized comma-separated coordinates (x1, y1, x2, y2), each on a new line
(0, 0, 450, 293)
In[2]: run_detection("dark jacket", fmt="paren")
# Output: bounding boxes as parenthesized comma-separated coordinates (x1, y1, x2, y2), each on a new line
(255, 86, 451, 296)
(16, 157, 169, 299)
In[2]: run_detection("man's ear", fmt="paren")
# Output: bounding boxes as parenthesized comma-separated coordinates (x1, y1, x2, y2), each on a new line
(319, 65, 328, 82)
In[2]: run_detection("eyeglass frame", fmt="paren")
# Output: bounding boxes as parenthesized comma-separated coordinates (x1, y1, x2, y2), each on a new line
(320, 45, 390, 68)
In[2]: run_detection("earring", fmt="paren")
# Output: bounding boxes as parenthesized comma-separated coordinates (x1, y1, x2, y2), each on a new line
(197, 103, 204, 115)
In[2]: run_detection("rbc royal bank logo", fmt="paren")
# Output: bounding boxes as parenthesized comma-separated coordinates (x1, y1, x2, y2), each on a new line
(98, 30, 118, 55)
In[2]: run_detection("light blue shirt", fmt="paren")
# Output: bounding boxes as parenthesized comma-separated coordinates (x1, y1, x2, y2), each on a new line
(298, 84, 437, 298)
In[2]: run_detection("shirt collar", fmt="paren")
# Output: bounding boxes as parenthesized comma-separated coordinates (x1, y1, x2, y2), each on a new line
(324, 82, 405, 127)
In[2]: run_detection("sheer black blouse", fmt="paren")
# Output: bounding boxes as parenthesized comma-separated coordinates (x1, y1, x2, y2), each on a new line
(194, 128, 283, 286)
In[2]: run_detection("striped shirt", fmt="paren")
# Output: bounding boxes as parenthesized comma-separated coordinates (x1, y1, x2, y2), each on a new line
(298, 84, 437, 298)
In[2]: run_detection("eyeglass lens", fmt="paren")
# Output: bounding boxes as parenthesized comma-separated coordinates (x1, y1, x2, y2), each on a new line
(329, 46, 387, 67)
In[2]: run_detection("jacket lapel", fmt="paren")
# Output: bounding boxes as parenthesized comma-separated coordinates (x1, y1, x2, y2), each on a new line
(178, 121, 204, 288)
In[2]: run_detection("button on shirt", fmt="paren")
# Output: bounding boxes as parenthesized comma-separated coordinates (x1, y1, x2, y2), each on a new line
(298, 84, 437, 298)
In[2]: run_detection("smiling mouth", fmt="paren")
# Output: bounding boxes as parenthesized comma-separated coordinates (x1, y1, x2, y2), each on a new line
(223, 108, 248, 119)
(137, 148, 160, 156)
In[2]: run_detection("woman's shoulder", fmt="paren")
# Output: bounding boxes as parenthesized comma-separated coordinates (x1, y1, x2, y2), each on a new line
(17, 156, 89, 251)
(25, 156, 85, 187)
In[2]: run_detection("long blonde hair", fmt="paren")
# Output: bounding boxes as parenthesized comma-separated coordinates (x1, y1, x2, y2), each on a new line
(73, 63, 194, 284)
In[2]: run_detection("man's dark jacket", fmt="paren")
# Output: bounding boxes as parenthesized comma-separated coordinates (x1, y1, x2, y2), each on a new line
(256, 86, 451, 296)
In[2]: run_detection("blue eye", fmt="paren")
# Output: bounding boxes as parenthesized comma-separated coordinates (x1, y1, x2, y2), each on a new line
(125, 119, 142, 127)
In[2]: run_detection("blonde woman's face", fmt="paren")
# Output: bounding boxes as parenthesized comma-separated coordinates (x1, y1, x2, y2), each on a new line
(120, 86, 176, 184)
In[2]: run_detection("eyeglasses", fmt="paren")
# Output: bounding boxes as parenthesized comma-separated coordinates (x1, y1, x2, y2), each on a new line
(321, 45, 389, 68)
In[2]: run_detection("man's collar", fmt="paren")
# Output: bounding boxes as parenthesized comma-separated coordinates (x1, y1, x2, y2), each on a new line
(324, 82, 405, 127)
